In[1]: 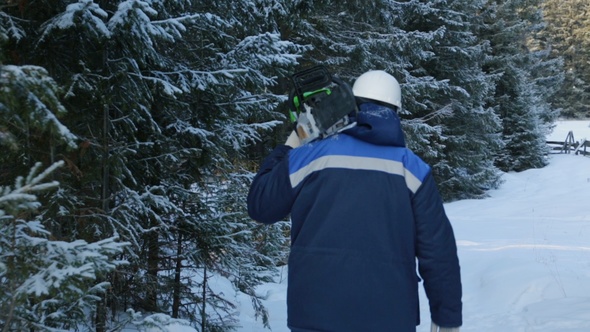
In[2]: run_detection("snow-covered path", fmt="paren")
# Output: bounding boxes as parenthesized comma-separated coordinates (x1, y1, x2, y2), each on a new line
(441, 153, 590, 331)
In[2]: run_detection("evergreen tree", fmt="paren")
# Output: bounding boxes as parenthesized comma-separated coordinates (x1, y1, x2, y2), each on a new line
(0, 161, 126, 331)
(539, 0, 590, 118)
(480, 0, 562, 172)
(2, 0, 298, 330)
(282, 0, 507, 199)
(395, 0, 503, 199)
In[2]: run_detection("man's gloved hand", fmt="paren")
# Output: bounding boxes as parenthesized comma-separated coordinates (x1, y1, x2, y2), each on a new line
(285, 130, 301, 148)
(431, 322, 460, 332)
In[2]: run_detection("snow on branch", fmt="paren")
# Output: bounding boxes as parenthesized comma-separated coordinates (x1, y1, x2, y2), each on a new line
(1, 65, 78, 149)
(38, 0, 111, 43)
(0, 11, 26, 42)
(0, 161, 63, 217)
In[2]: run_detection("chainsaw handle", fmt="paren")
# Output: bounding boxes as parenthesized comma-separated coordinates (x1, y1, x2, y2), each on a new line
(287, 65, 351, 121)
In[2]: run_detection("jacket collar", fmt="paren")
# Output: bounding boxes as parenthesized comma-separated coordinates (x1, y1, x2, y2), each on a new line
(343, 102, 406, 147)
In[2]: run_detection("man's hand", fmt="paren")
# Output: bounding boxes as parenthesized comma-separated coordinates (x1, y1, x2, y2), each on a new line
(431, 322, 460, 332)
(285, 130, 301, 148)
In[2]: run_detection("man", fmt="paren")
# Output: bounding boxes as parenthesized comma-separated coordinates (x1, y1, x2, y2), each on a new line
(248, 70, 462, 332)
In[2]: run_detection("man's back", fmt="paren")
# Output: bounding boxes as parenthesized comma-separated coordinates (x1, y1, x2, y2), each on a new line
(285, 133, 430, 331)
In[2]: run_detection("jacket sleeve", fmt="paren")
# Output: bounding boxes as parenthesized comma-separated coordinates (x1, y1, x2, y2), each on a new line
(247, 145, 295, 224)
(413, 172, 462, 328)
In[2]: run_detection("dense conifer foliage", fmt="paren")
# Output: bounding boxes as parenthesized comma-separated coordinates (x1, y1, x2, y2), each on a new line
(2, 1, 297, 330)
(539, 0, 590, 118)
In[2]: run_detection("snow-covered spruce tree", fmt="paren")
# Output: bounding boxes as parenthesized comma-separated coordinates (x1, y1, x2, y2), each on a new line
(280, 0, 434, 80)
(163, 2, 298, 329)
(479, 0, 562, 172)
(2, 0, 300, 330)
(280, 0, 504, 199)
(279, 0, 388, 73)
(396, 0, 503, 200)
(539, 0, 590, 118)
(0, 49, 127, 330)
(0, 161, 126, 331)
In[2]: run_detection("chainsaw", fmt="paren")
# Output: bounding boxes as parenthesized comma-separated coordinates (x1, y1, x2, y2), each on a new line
(287, 65, 358, 145)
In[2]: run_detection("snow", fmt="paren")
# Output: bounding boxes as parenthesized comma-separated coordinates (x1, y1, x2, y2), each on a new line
(39, 0, 111, 40)
(160, 119, 590, 331)
(150, 324, 198, 332)
(550, 119, 590, 142)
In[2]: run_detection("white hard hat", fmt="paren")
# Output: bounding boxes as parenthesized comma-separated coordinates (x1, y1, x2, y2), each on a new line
(352, 70, 402, 109)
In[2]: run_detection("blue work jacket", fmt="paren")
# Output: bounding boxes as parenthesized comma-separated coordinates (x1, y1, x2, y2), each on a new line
(248, 103, 462, 331)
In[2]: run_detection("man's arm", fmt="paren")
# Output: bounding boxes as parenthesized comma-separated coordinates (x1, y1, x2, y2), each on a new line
(247, 144, 295, 224)
(413, 172, 462, 328)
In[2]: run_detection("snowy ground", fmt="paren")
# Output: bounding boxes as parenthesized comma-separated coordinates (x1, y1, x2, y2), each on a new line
(166, 120, 590, 331)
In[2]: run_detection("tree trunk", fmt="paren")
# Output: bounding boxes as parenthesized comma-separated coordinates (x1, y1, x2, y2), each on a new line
(95, 295, 106, 332)
(95, 102, 110, 332)
(146, 224, 159, 311)
(201, 261, 207, 332)
(172, 230, 183, 318)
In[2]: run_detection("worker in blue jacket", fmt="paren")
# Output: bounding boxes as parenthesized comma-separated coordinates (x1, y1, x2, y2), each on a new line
(248, 70, 462, 332)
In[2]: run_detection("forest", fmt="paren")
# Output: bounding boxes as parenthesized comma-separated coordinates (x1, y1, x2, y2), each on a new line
(0, 0, 589, 331)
